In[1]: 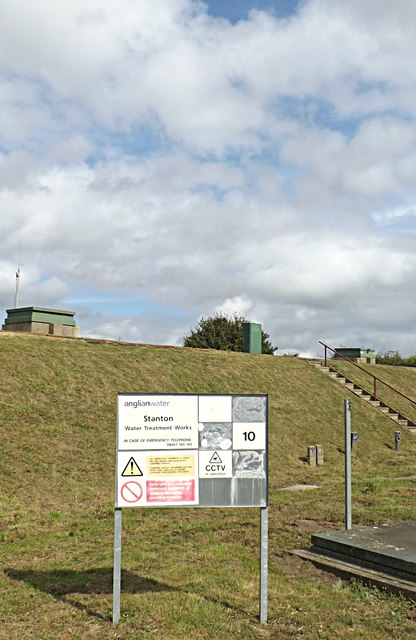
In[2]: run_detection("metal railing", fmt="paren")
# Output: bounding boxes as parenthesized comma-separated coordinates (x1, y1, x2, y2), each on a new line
(319, 341, 416, 409)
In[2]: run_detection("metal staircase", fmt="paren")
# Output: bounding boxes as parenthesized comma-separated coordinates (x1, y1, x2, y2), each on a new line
(311, 346, 416, 434)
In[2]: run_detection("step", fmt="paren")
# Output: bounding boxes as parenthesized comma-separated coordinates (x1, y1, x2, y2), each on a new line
(310, 361, 415, 433)
(290, 548, 416, 600)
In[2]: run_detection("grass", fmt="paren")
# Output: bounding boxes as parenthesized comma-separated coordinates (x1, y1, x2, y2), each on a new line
(1, 332, 416, 639)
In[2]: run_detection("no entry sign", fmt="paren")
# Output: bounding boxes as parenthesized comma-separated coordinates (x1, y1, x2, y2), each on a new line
(115, 393, 268, 508)
(120, 481, 143, 503)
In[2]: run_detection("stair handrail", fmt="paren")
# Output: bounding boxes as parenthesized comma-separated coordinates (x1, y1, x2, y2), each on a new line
(319, 341, 416, 407)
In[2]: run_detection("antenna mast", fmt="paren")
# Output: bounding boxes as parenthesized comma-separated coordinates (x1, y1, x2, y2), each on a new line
(14, 269, 20, 308)
(14, 242, 21, 308)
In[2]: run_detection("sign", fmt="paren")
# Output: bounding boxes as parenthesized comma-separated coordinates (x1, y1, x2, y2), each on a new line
(113, 393, 270, 627)
(115, 393, 268, 508)
(121, 457, 143, 477)
(120, 481, 143, 503)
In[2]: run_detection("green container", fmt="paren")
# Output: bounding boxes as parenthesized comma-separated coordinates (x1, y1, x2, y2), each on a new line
(243, 322, 262, 354)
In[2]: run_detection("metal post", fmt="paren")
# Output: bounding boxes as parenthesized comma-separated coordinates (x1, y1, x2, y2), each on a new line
(395, 431, 401, 452)
(324, 345, 327, 367)
(344, 399, 352, 530)
(113, 508, 122, 625)
(259, 507, 268, 624)
(14, 269, 20, 308)
(374, 378, 377, 401)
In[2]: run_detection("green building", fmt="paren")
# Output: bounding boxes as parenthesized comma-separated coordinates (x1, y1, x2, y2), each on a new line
(333, 347, 376, 365)
(2, 307, 80, 338)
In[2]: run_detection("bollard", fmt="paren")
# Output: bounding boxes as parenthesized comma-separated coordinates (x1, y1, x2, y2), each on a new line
(307, 446, 317, 466)
(316, 445, 324, 466)
(395, 431, 401, 452)
(351, 432, 359, 456)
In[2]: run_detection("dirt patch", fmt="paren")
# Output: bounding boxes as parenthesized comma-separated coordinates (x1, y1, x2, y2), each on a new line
(272, 551, 338, 585)
(295, 519, 319, 532)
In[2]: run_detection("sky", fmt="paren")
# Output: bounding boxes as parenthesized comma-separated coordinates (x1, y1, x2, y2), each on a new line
(1, 0, 416, 357)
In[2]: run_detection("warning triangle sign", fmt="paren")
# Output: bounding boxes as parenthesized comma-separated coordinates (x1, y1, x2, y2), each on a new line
(209, 451, 222, 464)
(122, 457, 143, 477)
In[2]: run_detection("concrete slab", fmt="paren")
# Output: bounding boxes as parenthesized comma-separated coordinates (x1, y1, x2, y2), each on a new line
(311, 522, 416, 580)
(292, 522, 416, 598)
(280, 484, 320, 491)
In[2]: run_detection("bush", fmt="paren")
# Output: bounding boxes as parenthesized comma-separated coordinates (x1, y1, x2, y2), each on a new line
(376, 351, 416, 367)
(183, 312, 277, 354)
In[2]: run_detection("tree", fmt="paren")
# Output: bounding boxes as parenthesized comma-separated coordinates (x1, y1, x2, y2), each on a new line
(182, 312, 277, 354)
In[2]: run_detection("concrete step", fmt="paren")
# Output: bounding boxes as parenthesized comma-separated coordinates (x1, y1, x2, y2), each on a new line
(369, 400, 380, 406)
(292, 522, 416, 599)
(290, 548, 416, 600)
(311, 524, 416, 581)
(362, 394, 371, 401)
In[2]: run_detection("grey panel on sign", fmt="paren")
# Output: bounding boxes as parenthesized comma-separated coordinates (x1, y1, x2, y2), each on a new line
(198, 477, 267, 507)
(233, 450, 266, 478)
(233, 396, 266, 422)
(199, 423, 232, 450)
(199, 479, 232, 506)
(231, 477, 267, 506)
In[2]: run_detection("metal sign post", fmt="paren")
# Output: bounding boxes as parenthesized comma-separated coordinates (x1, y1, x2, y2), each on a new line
(113, 508, 122, 625)
(113, 393, 269, 625)
(395, 431, 401, 452)
(344, 399, 352, 530)
(259, 506, 268, 624)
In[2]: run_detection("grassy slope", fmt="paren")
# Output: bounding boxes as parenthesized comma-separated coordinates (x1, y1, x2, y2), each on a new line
(1, 332, 416, 640)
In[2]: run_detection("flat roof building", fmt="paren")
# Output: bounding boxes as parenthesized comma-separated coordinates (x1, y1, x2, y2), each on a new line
(333, 347, 376, 365)
(2, 306, 80, 338)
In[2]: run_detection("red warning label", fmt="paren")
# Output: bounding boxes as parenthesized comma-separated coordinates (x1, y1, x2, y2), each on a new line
(146, 479, 195, 503)
(121, 481, 143, 503)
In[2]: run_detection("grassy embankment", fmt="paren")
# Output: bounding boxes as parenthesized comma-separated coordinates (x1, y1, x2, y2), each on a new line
(1, 332, 416, 639)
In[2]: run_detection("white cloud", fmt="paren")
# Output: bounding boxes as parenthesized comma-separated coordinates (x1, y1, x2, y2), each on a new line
(214, 296, 253, 317)
(1, 1, 416, 355)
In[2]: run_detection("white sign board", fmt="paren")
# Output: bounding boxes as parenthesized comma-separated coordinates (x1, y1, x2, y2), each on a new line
(115, 393, 268, 508)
